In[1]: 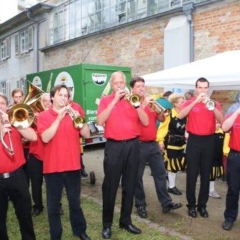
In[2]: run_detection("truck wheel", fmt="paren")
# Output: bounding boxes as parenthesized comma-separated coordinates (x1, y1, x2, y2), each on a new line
(90, 171, 96, 185)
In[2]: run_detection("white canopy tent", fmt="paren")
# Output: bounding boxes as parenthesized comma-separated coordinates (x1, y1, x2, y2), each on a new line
(142, 50, 240, 92)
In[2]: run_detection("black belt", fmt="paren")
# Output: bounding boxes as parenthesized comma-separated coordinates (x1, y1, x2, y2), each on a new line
(107, 137, 137, 143)
(230, 149, 240, 155)
(139, 140, 155, 143)
(0, 167, 22, 179)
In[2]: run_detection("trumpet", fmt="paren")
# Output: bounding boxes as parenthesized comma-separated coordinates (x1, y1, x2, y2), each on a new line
(63, 101, 85, 129)
(0, 109, 14, 155)
(144, 93, 171, 116)
(203, 95, 216, 111)
(120, 88, 141, 108)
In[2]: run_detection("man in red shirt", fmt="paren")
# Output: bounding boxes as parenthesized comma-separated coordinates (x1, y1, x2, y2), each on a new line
(37, 85, 91, 240)
(178, 77, 223, 218)
(221, 102, 240, 231)
(97, 71, 149, 239)
(131, 76, 182, 219)
(0, 93, 37, 240)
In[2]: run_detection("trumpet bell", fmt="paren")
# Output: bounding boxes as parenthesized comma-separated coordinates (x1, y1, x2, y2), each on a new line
(8, 104, 35, 129)
(73, 116, 86, 129)
(129, 94, 141, 107)
(206, 100, 216, 111)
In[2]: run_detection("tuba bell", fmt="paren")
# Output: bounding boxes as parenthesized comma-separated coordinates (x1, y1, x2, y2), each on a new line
(8, 82, 45, 129)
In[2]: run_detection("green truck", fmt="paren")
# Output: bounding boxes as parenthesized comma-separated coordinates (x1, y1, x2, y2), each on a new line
(27, 63, 131, 145)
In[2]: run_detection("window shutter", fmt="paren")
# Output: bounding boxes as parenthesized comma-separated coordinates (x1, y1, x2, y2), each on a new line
(28, 26, 33, 50)
(15, 33, 19, 54)
(6, 37, 11, 58)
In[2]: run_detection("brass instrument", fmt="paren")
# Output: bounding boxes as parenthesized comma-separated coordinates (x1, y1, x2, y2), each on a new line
(203, 95, 216, 111)
(122, 88, 141, 108)
(64, 102, 85, 129)
(8, 82, 45, 129)
(0, 109, 14, 155)
(0, 82, 45, 155)
(145, 93, 171, 116)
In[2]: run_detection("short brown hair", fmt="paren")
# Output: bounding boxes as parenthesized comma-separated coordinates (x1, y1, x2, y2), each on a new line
(130, 76, 145, 88)
(11, 88, 24, 97)
(50, 84, 70, 103)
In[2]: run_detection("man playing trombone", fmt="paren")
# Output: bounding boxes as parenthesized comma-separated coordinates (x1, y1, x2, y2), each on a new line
(0, 93, 37, 240)
(131, 76, 182, 219)
(37, 85, 91, 240)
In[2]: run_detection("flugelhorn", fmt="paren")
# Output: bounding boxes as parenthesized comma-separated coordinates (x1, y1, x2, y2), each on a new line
(63, 101, 85, 129)
(0, 109, 14, 155)
(144, 93, 171, 116)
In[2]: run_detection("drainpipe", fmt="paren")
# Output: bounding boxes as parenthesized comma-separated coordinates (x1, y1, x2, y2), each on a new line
(26, 9, 46, 72)
(183, 2, 195, 62)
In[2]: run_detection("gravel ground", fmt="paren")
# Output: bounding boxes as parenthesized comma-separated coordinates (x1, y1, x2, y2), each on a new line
(81, 144, 239, 240)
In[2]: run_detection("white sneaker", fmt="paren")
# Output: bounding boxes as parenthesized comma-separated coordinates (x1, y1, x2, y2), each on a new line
(209, 191, 221, 199)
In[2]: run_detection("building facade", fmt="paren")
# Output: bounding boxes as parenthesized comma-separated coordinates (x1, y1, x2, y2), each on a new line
(0, 0, 239, 101)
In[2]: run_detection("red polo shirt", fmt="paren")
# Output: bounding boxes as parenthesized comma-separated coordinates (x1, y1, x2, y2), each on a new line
(37, 107, 82, 174)
(97, 93, 141, 140)
(0, 128, 26, 173)
(139, 106, 158, 141)
(182, 97, 222, 135)
(224, 114, 240, 151)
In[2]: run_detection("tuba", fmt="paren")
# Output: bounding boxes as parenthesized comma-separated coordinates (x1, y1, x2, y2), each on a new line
(8, 82, 45, 129)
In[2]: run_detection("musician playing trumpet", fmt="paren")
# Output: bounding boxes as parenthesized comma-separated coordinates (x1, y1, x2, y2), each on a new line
(0, 93, 37, 240)
(178, 77, 223, 218)
(37, 84, 91, 240)
(131, 76, 182, 220)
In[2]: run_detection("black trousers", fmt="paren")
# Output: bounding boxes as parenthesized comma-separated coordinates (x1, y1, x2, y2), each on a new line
(102, 138, 140, 228)
(0, 169, 36, 240)
(224, 150, 240, 222)
(26, 154, 44, 211)
(186, 134, 215, 208)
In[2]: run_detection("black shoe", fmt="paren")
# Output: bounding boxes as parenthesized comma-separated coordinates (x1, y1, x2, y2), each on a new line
(136, 206, 148, 218)
(81, 169, 88, 178)
(162, 202, 182, 213)
(32, 208, 43, 217)
(119, 223, 141, 234)
(168, 187, 182, 195)
(222, 221, 233, 231)
(79, 233, 91, 240)
(197, 207, 209, 218)
(188, 207, 197, 218)
(102, 228, 111, 239)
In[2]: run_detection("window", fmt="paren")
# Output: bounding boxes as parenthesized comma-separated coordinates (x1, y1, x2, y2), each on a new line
(19, 26, 33, 53)
(16, 78, 27, 94)
(0, 37, 10, 60)
(15, 33, 19, 54)
(0, 81, 10, 100)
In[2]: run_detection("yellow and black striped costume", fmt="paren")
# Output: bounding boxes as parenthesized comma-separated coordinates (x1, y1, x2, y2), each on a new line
(210, 129, 224, 180)
(157, 108, 186, 173)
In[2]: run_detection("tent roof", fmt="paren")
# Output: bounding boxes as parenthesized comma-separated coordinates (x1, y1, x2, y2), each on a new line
(142, 50, 240, 91)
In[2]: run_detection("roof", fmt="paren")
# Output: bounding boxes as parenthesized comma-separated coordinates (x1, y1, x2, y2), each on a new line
(142, 50, 240, 91)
